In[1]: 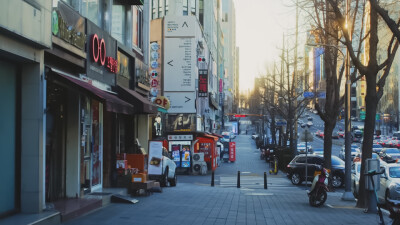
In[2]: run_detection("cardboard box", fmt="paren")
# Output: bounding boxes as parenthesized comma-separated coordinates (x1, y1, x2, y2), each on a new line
(132, 173, 147, 183)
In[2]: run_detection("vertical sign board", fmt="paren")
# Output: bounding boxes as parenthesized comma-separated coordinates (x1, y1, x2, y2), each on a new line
(198, 69, 208, 97)
(148, 141, 163, 175)
(164, 38, 196, 91)
(229, 142, 236, 162)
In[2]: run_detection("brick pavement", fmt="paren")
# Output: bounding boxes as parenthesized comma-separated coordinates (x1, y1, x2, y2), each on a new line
(62, 135, 393, 225)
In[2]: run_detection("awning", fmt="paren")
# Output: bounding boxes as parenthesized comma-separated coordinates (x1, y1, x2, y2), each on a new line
(117, 85, 157, 114)
(48, 71, 134, 115)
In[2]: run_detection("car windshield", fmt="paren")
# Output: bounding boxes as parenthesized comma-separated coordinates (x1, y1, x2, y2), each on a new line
(332, 156, 345, 166)
(298, 144, 305, 147)
(385, 149, 400, 154)
(351, 148, 359, 153)
(389, 167, 400, 178)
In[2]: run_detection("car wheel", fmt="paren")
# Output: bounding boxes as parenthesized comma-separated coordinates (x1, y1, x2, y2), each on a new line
(291, 173, 302, 185)
(161, 168, 169, 187)
(169, 171, 177, 187)
(332, 175, 343, 188)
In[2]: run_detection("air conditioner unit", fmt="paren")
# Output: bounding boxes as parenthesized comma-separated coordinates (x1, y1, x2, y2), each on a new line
(193, 161, 207, 175)
(193, 152, 205, 162)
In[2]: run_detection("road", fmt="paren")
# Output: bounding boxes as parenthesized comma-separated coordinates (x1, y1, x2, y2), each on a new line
(62, 134, 390, 225)
(296, 109, 365, 157)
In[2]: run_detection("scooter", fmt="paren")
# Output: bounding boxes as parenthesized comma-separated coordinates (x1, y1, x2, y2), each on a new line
(269, 155, 278, 175)
(308, 165, 329, 207)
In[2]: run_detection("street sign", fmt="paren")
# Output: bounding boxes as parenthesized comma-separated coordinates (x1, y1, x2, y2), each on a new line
(376, 113, 380, 122)
(276, 119, 287, 126)
(300, 130, 314, 142)
(317, 92, 326, 99)
(303, 92, 314, 98)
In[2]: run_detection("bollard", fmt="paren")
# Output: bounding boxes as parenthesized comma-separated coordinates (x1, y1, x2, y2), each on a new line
(211, 171, 215, 187)
(237, 171, 240, 188)
(264, 172, 267, 189)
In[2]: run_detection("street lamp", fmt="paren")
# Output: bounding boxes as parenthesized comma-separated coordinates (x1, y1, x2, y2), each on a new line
(342, 0, 354, 201)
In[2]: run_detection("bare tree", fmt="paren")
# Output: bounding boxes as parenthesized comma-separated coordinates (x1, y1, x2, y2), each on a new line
(327, 0, 400, 208)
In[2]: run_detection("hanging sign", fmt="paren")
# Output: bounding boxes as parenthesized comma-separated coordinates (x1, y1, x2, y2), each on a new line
(198, 69, 208, 97)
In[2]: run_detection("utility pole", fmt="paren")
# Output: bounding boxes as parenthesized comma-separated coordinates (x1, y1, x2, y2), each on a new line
(342, 0, 355, 201)
(294, 0, 299, 150)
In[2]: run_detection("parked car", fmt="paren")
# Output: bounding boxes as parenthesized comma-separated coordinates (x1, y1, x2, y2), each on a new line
(337, 130, 345, 138)
(332, 132, 339, 139)
(149, 148, 177, 187)
(372, 144, 383, 154)
(312, 148, 324, 155)
(297, 142, 313, 154)
(286, 155, 345, 188)
(306, 121, 313, 127)
(353, 152, 379, 163)
(377, 163, 400, 204)
(339, 146, 360, 161)
(315, 130, 322, 137)
(380, 148, 400, 162)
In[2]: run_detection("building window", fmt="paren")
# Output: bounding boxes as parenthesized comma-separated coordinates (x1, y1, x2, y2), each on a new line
(132, 6, 143, 50)
(111, 5, 127, 44)
(81, 0, 100, 26)
(183, 0, 188, 15)
(158, 0, 163, 17)
(199, 0, 204, 26)
(152, 0, 157, 19)
(191, 0, 196, 15)
(165, 0, 169, 15)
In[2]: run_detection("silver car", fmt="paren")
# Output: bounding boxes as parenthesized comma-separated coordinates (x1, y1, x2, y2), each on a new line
(351, 162, 361, 198)
(377, 163, 400, 203)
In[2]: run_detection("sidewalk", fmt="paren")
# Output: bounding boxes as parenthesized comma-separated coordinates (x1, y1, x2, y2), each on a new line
(60, 135, 392, 225)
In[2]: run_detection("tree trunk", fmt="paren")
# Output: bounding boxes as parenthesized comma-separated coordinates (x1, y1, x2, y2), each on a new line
(323, 121, 335, 170)
(356, 72, 378, 208)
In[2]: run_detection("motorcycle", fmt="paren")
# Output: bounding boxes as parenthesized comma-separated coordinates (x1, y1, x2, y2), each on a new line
(308, 165, 329, 207)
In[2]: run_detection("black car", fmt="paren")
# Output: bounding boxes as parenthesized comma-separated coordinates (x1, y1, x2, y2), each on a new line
(286, 155, 345, 188)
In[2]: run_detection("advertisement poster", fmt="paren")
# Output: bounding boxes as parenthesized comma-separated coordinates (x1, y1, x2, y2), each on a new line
(231, 121, 238, 135)
(181, 145, 191, 168)
(229, 142, 236, 162)
(166, 114, 196, 132)
(148, 141, 163, 175)
(171, 145, 181, 167)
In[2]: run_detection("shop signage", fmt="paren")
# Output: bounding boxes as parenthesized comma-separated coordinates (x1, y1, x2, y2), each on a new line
(167, 135, 193, 141)
(52, 2, 86, 49)
(154, 96, 170, 109)
(165, 91, 196, 113)
(135, 58, 150, 91)
(148, 141, 163, 175)
(150, 79, 159, 87)
(86, 20, 117, 86)
(229, 142, 236, 162)
(117, 51, 130, 79)
(198, 69, 208, 97)
(167, 114, 196, 132)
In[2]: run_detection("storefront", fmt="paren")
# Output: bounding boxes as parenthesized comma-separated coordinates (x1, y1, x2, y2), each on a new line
(194, 134, 219, 171)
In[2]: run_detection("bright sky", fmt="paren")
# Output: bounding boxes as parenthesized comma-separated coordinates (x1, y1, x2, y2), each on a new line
(235, 0, 297, 93)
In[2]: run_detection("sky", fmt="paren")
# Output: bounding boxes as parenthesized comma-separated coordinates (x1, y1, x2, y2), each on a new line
(234, 0, 298, 93)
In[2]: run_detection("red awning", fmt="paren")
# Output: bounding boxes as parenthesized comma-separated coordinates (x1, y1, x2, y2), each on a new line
(117, 85, 157, 114)
(49, 71, 134, 115)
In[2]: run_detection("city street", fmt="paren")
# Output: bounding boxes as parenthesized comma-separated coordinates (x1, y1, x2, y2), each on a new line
(63, 135, 390, 225)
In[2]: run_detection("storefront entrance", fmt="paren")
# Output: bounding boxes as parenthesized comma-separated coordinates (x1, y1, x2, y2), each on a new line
(0, 60, 18, 216)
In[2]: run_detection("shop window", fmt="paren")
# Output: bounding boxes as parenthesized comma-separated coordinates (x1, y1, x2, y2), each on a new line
(190, 0, 196, 16)
(158, 0, 163, 17)
(165, 0, 169, 15)
(152, 0, 157, 19)
(183, 0, 188, 15)
(132, 6, 143, 51)
(111, 5, 127, 44)
(199, 0, 204, 26)
(60, 0, 101, 27)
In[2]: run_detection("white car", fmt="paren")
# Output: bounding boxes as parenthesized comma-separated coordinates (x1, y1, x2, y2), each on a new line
(149, 149, 177, 187)
(339, 146, 360, 161)
(377, 163, 400, 204)
(307, 121, 313, 127)
(297, 142, 312, 154)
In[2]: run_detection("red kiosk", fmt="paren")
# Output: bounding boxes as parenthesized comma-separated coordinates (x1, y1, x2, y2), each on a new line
(194, 134, 219, 171)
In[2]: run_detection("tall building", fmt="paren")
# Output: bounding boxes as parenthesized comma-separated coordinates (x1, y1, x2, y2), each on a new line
(149, 0, 232, 133)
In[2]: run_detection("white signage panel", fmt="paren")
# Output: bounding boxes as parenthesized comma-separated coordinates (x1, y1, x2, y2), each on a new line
(165, 91, 196, 113)
(148, 141, 163, 175)
(164, 38, 196, 91)
(164, 15, 196, 37)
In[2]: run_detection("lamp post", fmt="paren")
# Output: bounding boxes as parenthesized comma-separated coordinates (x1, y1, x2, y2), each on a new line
(342, 0, 354, 201)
